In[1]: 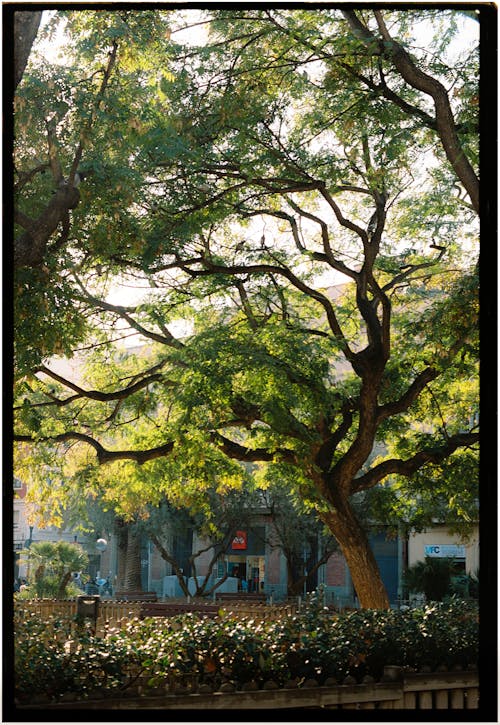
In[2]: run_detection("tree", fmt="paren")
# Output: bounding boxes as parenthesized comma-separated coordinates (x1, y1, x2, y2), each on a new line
(144, 487, 256, 597)
(12, 9, 177, 371)
(261, 482, 339, 596)
(403, 557, 453, 602)
(18, 540, 88, 598)
(13, 9, 481, 608)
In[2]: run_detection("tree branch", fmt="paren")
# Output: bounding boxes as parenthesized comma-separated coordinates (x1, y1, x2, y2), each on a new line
(342, 10, 478, 214)
(14, 431, 175, 465)
(73, 277, 185, 350)
(21, 362, 169, 407)
(14, 10, 42, 89)
(213, 432, 296, 464)
(351, 431, 479, 493)
(376, 367, 439, 422)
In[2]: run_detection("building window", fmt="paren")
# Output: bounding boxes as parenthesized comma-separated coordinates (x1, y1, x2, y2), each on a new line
(13, 478, 22, 490)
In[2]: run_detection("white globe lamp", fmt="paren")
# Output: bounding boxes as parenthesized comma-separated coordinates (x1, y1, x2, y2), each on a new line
(96, 538, 107, 552)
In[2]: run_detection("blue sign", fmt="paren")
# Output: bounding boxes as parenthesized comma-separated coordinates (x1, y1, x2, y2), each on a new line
(424, 544, 465, 558)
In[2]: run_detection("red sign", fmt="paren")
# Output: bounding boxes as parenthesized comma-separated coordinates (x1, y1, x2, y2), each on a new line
(232, 531, 247, 550)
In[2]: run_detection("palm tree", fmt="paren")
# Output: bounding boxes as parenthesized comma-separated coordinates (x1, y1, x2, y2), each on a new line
(19, 541, 88, 598)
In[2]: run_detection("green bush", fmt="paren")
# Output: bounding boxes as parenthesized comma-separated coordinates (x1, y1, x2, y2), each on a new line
(14, 597, 478, 702)
(14, 608, 142, 700)
(403, 557, 453, 601)
(17, 541, 88, 599)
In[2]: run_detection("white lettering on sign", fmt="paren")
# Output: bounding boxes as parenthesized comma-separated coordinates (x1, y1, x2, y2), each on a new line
(424, 544, 465, 558)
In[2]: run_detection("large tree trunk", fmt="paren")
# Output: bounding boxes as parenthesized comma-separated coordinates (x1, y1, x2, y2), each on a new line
(123, 527, 143, 591)
(322, 499, 390, 610)
(115, 519, 128, 591)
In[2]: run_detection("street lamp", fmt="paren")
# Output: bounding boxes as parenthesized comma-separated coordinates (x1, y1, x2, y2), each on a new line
(25, 525, 34, 581)
(95, 538, 107, 582)
(303, 546, 308, 598)
(96, 538, 107, 552)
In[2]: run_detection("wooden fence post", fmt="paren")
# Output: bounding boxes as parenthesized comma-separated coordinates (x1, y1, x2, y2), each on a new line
(381, 666, 405, 708)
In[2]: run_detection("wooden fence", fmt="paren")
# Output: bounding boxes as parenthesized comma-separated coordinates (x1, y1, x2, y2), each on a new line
(14, 598, 295, 633)
(17, 666, 479, 710)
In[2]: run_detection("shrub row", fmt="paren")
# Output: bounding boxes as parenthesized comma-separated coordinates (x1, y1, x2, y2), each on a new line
(14, 594, 478, 702)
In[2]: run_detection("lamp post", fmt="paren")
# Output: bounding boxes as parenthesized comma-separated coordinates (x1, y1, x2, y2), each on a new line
(303, 546, 308, 598)
(25, 525, 34, 581)
(95, 538, 107, 582)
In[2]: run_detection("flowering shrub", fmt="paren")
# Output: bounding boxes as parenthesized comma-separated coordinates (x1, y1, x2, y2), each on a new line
(14, 597, 478, 702)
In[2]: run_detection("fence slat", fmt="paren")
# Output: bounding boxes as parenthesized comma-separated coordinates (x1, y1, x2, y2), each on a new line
(450, 688, 464, 708)
(434, 689, 449, 708)
(466, 688, 479, 709)
(418, 691, 433, 709)
(403, 692, 417, 708)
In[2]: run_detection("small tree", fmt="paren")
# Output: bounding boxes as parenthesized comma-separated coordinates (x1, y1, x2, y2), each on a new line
(18, 540, 88, 598)
(260, 483, 339, 596)
(143, 487, 256, 597)
(403, 557, 453, 602)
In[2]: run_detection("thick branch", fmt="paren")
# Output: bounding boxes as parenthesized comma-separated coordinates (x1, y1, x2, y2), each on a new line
(213, 432, 296, 464)
(351, 431, 479, 493)
(376, 367, 439, 422)
(14, 11, 42, 89)
(315, 406, 354, 472)
(342, 10, 478, 214)
(14, 184, 80, 268)
(23, 363, 168, 406)
(14, 431, 175, 465)
(15, 162, 51, 193)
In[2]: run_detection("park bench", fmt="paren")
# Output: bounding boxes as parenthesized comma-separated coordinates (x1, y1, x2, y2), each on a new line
(215, 592, 267, 603)
(114, 591, 158, 602)
(140, 601, 220, 619)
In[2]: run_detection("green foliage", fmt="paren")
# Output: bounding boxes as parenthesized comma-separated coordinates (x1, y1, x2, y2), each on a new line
(14, 598, 478, 701)
(17, 541, 88, 599)
(14, 609, 141, 700)
(403, 557, 454, 601)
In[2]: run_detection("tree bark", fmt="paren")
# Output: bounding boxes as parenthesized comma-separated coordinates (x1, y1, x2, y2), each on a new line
(115, 518, 128, 591)
(123, 527, 143, 591)
(14, 184, 80, 268)
(14, 11, 42, 90)
(322, 498, 390, 610)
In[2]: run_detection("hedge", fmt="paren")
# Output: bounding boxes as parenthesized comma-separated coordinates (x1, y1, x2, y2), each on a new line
(14, 593, 478, 703)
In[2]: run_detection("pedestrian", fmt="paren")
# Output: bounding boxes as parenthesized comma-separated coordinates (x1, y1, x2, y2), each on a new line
(85, 578, 99, 595)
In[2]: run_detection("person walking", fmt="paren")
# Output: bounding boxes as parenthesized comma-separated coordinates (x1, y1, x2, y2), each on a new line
(84, 578, 99, 595)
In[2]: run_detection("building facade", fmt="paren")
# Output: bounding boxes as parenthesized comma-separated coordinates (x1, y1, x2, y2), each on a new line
(407, 524, 479, 576)
(14, 477, 479, 604)
(13, 477, 106, 582)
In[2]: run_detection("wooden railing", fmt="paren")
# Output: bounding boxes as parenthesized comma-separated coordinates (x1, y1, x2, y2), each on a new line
(15, 599, 141, 635)
(14, 599, 295, 632)
(17, 666, 479, 710)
